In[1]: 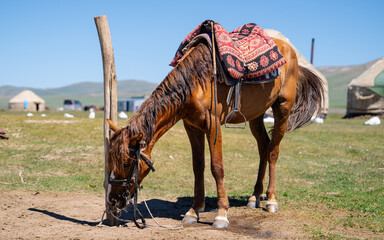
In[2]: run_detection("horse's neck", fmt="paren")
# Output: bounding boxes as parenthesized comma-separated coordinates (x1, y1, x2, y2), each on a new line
(151, 112, 181, 150)
(138, 45, 211, 153)
(134, 101, 184, 154)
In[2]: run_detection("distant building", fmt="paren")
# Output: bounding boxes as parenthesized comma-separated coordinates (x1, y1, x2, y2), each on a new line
(118, 97, 147, 112)
(9, 90, 45, 112)
(346, 57, 384, 117)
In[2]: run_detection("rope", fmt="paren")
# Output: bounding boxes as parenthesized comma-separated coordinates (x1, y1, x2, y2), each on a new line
(97, 207, 131, 227)
(133, 150, 147, 229)
(139, 190, 183, 230)
(98, 189, 183, 229)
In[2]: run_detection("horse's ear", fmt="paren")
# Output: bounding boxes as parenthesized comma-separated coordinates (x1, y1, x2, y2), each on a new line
(129, 132, 143, 148)
(106, 118, 120, 132)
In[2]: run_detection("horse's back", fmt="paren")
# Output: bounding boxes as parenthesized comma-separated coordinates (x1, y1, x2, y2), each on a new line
(217, 38, 299, 124)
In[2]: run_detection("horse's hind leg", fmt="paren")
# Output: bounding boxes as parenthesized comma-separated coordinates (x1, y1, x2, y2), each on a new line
(248, 97, 293, 213)
(248, 115, 270, 209)
(182, 122, 206, 224)
(265, 98, 294, 212)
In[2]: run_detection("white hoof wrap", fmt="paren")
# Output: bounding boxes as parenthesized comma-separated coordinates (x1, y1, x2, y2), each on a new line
(214, 216, 229, 224)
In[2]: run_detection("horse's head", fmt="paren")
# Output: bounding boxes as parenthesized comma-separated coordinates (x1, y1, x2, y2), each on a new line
(105, 119, 154, 210)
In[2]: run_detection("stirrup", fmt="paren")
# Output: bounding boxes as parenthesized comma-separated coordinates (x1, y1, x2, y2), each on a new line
(224, 109, 247, 129)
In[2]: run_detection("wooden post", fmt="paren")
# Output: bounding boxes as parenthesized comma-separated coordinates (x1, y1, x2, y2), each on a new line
(310, 38, 315, 64)
(94, 15, 118, 226)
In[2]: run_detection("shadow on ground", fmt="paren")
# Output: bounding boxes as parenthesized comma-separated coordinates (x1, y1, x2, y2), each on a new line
(27, 196, 250, 226)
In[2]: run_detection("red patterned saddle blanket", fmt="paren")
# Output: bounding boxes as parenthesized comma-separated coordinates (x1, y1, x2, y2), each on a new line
(170, 20, 287, 83)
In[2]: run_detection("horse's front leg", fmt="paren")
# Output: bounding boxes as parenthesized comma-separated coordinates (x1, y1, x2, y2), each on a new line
(207, 125, 229, 228)
(182, 122, 206, 224)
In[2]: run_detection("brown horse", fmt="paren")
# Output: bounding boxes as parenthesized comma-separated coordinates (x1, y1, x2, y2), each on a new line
(105, 38, 324, 228)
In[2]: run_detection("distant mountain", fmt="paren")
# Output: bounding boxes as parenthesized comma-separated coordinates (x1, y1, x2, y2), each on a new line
(0, 80, 158, 97)
(318, 59, 377, 108)
(1, 60, 381, 109)
(319, 60, 376, 83)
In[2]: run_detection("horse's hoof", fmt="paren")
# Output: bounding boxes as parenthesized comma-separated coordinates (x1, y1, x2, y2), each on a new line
(266, 201, 278, 213)
(247, 200, 256, 208)
(182, 215, 198, 224)
(247, 195, 261, 208)
(212, 216, 229, 229)
(247, 200, 261, 208)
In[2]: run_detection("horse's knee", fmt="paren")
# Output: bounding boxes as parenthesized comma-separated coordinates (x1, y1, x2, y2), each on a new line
(268, 145, 280, 163)
(210, 162, 224, 179)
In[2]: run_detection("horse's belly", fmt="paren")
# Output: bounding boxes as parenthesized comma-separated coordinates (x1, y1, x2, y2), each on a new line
(218, 80, 282, 123)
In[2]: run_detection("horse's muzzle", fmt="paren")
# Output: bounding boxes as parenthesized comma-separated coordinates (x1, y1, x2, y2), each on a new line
(108, 196, 127, 210)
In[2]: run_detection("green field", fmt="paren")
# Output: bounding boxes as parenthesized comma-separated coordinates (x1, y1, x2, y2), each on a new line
(0, 111, 383, 236)
(0, 94, 138, 110)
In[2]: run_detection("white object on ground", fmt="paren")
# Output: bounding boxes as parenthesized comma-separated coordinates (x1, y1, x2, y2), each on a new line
(64, 113, 74, 118)
(118, 111, 128, 119)
(41, 114, 46, 117)
(89, 111, 95, 119)
(364, 116, 381, 125)
(311, 117, 324, 124)
(26, 113, 33, 117)
(263, 116, 274, 123)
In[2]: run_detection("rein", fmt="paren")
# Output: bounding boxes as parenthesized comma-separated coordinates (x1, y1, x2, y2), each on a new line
(101, 143, 182, 229)
(207, 20, 247, 141)
(107, 143, 155, 229)
(207, 20, 218, 145)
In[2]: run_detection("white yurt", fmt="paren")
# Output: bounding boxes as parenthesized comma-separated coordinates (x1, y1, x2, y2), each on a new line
(8, 90, 45, 112)
(346, 57, 384, 116)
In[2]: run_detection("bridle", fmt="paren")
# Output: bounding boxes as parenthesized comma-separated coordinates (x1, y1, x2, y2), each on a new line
(108, 142, 155, 228)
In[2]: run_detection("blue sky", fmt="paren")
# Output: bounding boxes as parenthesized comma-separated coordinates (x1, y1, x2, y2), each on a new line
(0, 0, 383, 88)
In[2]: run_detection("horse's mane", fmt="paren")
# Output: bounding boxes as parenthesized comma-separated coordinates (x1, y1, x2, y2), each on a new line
(128, 43, 212, 143)
(108, 127, 129, 174)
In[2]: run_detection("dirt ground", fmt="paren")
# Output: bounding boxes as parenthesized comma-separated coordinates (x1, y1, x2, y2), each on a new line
(1, 190, 382, 240)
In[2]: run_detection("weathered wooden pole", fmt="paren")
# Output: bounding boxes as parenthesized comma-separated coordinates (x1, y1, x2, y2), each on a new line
(94, 15, 118, 226)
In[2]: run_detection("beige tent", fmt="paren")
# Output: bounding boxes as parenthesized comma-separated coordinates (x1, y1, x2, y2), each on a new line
(346, 57, 384, 116)
(264, 29, 329, 116)
(9, 90, 45, 112)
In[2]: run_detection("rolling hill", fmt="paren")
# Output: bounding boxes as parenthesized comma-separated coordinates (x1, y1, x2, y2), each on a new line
(0, 80, 158, 108)
(0, 80, 158, 97)
(318, 59, 377, 108)
(1, 59, 381, 110)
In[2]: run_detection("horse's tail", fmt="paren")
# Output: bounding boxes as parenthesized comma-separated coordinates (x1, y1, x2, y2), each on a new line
(286, 66, 325, 132)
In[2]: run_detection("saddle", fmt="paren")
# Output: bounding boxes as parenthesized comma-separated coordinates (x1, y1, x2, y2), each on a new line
(170, 20, 287, 127)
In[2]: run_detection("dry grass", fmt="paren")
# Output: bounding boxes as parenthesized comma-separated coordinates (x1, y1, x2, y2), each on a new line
(0, 110, 383, 237)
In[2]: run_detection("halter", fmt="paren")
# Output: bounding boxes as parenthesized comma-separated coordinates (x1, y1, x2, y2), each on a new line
(108, 142, 155, 228)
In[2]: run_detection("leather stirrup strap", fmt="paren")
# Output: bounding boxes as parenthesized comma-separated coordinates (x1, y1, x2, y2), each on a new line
(225, 78, 247, 129)
(210, 21, 218, 145)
